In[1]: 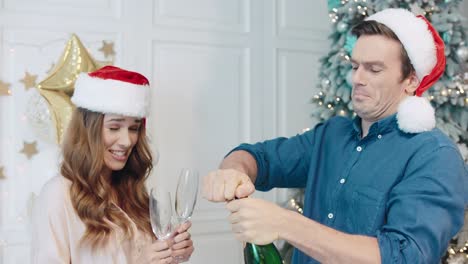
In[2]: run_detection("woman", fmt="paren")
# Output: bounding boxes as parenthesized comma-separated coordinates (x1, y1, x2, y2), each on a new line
(31, 66, 194, 263)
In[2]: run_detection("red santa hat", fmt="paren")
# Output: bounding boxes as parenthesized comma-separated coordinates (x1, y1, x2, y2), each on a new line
(365, 8, 445, 133)
(71, 66, 150, 118)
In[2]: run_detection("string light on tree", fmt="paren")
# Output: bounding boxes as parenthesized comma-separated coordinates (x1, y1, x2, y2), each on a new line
(446, 241, 468, 263)
(288, 198, 303, 214)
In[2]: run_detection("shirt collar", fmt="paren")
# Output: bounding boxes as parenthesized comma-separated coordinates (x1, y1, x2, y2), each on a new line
(352, 114, 398, 138)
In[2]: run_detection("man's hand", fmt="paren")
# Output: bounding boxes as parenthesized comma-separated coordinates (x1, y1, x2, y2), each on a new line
(226, 198, 288, 245)
(202, 169, 255, 202)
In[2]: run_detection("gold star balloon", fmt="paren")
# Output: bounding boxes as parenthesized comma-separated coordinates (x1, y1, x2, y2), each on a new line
(98, 40, 115, 58)
(46, 63, 55, 74)
(0, 166, 5, 179)
(36, 34, 111, 144)
(20, 141, 38, 159)
(20, 72, 38, 91)
(0, 80, 12, 96)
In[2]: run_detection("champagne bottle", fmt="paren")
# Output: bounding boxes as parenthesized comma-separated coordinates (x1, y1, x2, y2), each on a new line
(244, 242, 284, 264)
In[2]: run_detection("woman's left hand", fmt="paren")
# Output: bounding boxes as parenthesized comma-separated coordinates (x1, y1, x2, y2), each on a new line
(171, 221, 194, 263)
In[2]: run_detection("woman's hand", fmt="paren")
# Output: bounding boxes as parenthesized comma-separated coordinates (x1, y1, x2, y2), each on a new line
(171, 221, 194, 263)
(136, 239, 174, 264)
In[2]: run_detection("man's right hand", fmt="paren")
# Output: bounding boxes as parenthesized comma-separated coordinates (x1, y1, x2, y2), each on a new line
(202, 169, 255, 202)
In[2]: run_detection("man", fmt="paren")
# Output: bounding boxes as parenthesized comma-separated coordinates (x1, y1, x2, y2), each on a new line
(202, 8, 467, 264)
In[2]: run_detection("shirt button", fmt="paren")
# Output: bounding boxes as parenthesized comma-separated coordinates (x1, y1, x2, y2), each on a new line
(356, 146, 362, 152)
(339, 178, 345, 184)
(328, 213, 334, 219)
(377, 134, 382, 139)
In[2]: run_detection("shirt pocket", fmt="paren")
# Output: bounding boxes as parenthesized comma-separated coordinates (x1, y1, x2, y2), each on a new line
(350, 185, 385, 235)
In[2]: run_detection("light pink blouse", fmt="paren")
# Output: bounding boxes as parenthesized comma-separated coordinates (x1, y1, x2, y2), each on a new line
(31, 176, 153, 263)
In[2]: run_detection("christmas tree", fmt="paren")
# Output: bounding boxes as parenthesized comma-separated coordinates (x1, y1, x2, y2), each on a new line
(314, 0, 467, 156)
(280, 0, 468, 263)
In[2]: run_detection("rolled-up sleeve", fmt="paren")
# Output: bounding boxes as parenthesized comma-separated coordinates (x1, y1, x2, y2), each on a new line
(377, 146, 466, 263)
(230, 123, 322, 191)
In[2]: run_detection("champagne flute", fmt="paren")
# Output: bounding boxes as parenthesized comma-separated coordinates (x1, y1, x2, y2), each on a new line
(175, 168, 199, 223)
(149, 188, 173, 240)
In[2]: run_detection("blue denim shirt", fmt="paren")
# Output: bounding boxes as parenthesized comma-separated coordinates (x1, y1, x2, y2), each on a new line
(233, 115, 466, 264)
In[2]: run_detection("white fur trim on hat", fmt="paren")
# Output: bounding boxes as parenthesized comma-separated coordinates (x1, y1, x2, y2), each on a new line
(71, 73, 150, 118)
(397, 96, 435, 133)
(366, 9, 437, 82)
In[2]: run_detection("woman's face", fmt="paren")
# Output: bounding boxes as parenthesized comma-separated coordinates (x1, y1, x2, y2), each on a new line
(101, 114, 141, 172)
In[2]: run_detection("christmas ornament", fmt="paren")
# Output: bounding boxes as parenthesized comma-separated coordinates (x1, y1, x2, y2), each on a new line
(19, 72, 38, 91)
(337, 21, 349, 33)
(0, 166, 5, 179)
(0, 80, 12, 96)
(25, 90, 56, 144)
(321, 78, 331, 89)
(98, 40, 115, 58)
(20, 141, 38, 159)
(456, 46, 468, 62)
(36, 34, 110, 144)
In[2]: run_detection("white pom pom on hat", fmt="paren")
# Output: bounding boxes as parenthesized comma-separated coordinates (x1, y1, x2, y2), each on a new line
(397, 96, 435, 133)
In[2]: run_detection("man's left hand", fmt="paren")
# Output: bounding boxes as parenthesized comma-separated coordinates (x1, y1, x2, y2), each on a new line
(226, 198, 288, 245)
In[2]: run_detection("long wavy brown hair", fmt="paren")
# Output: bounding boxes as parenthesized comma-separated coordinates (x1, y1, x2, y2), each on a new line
(60, 107, 153, 248)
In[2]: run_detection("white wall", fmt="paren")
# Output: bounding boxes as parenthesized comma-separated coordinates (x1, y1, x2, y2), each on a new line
(0, 1, 330, 263)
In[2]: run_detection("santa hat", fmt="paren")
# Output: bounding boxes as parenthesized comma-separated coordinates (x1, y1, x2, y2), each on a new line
(365, 8, 445, 133)
(71, 66, 150, 118)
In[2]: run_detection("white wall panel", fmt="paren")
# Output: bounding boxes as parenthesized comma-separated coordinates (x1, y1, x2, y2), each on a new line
(150, 42, 251, 264)
(277, 0, 329, 40)
(277, 49, 323, 137)
(154, 0, 250, 32)
(3, 0, 121, 18)
(190, 233, 242, 264)
(150, 41, 250, 204)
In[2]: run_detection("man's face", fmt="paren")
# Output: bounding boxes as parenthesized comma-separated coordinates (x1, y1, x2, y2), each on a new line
(351, 35, 412, 122)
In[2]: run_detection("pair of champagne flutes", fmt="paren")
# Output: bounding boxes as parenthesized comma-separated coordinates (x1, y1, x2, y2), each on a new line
(149, 168, 198, 262)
